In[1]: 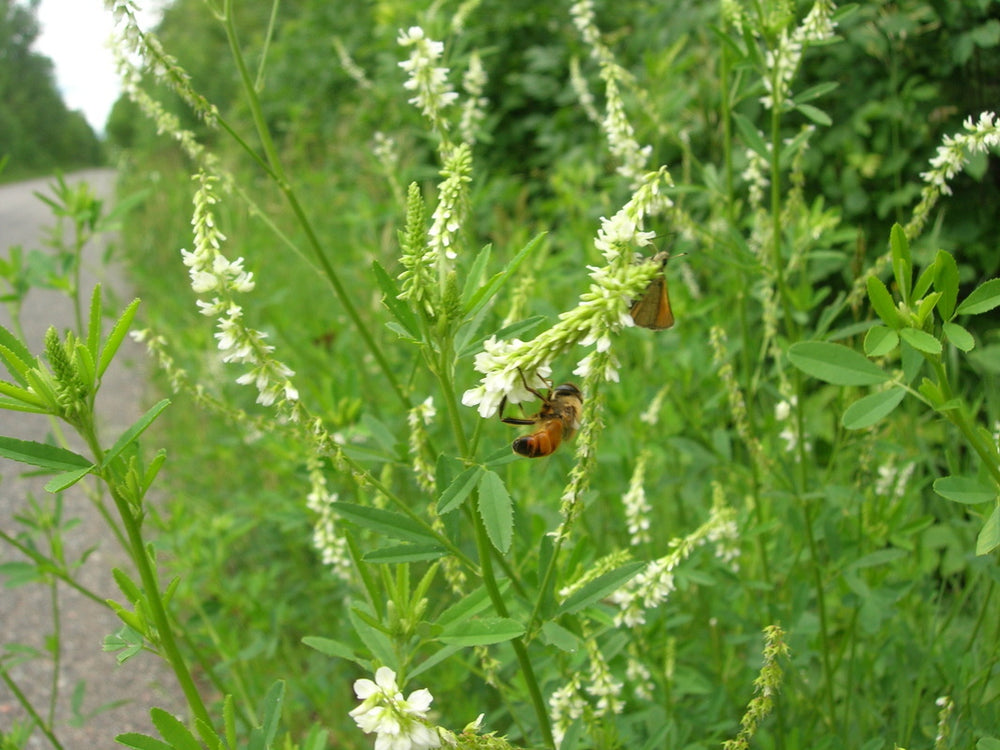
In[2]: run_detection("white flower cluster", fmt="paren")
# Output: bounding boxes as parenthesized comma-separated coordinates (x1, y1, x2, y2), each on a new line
(427, 144, 472, 264)
(305, 453, 351, 581)
(622, 452, 652, 546)
(350, 667, 441, 750)
(334, 36, 373, 90)
(462, 338, 553, 418)
(407, 396, 437, 492)
(462, 169, 671, 418)
(398, 26, 458, 132)
(874, 458, 915, 501)
(609, 502, 739, 627)
(584, 638, 623, 715)
(184, 171, 298, 408)
(760, 0, 837, 111)
(548, 674, 587, 748)
(459, 52, 488, 146)
(570, 0, 653, 186)
(920, 111, 1000, 195)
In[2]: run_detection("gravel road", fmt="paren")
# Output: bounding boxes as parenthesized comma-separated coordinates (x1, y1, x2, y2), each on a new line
(0, 169, 184, 748)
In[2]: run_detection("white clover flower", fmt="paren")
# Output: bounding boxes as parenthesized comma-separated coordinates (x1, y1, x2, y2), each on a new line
(350, 667, 441, 750)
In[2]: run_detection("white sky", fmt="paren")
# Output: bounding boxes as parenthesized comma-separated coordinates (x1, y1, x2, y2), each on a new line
(32, 0, 164, 134)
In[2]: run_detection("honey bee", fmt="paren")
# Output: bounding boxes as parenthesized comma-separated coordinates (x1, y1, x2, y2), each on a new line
(499, 377, 583, 458)
(630, 251, 674, 330)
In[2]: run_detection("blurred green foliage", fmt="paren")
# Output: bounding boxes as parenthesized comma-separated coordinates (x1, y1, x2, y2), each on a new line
(0, 0, 104, 179)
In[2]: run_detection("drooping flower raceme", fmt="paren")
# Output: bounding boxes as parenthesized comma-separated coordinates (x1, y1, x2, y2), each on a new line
(570, 0, 652, 187)
(350, 667, 441, 750)
(184, 171, 298, 409)
(849, 110, 1000, 306)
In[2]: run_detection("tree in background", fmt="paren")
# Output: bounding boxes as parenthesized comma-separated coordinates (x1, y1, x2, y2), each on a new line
(0, 0, 103, 178)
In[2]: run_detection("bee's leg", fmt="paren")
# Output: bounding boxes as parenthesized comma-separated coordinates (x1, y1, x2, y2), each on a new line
(516, 368, 549, 401)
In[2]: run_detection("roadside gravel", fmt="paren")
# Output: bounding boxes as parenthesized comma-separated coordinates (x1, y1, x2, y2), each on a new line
(0, 169, 185, 748)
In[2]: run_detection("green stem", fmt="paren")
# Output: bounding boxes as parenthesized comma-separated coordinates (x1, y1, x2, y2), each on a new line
(719, 33, 735, 225)
(109, 486, 212, 728)
(47, 577, 61, 724)
(929, 359, 1000, 487)
(0, 668, 65, 750)
(470, 501, 555, 748)
(800, 497, 836, 729)
(431, 342, 554, 748)
(0, 530, 109, 608)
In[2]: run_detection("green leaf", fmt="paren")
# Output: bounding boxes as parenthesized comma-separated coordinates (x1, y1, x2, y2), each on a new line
(866, 276, 903, 328)
(256, 681, 285, 749)
(863, 326, 898, 357)
(372, 259, 421, 340)
(957, 278, 1000, 316)
(408, 644, 464, 680)
(0, 437, 91, 472)
(363, 544, 447, 563)
(732, 113, 769, 160)
(0, 379, 49, 408)
(102, 399, 171, 467)
(788, 341, 890, 386)
(558, 561, 646, 615)
(44, 465, 94, 493)
(540, 621, 581, 651)
(114, 733, 172, 750)
(934, 249, 959, 320)
(914, 293, 941, 329)
(348, 605, 394, 666)
(889, 223, 912, 304)
(437, 465, 482, 514)
(193, 717, 224, 750)
(302, 637, 371, 673)
(976, 505, 1000, 556)
(461, 243, 493, 309)
(463, 234, 545, 318)
(942, 322, 975, 352)
(899, 327, 942, 354)
(435, 584, 506, 628)
(794, 102, 832, 126)
(793, 80, 839, 104)
(98, 298, 140, 379)
(150, 707, 202, 750)
(913, 260, 937, 300)
(330, 502, 439, 545)
(933, 476, 996, 505)
(0, 323, 35, 385)
(439, 616, 525, 646)
(477, 469, 513, 554)
(841, 387, 906, 430)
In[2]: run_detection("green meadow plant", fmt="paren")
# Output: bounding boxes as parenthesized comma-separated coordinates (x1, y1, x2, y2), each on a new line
(4, 0, 1000, 748)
